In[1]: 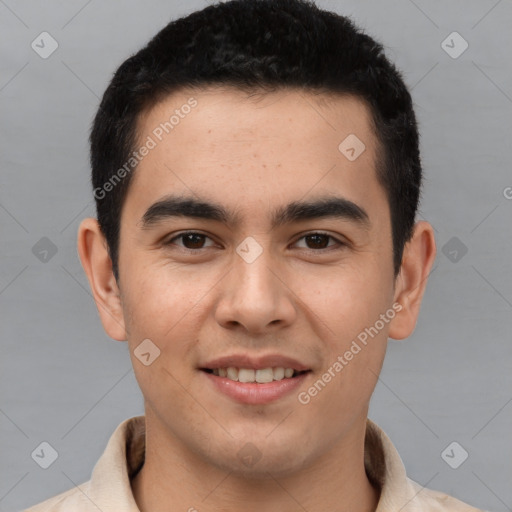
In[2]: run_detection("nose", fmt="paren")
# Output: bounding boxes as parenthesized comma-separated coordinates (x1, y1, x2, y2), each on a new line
(214, 243, 297, 335)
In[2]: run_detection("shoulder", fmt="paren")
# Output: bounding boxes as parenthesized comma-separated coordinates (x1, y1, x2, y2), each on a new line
(407, 477, 486, 512)
(23, 480, 95, 511)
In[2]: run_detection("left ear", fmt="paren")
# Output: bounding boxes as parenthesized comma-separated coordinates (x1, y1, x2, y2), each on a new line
(388, 221, 436, 340)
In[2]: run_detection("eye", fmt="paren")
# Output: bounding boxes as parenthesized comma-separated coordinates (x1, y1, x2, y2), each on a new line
(293, 232, 345, 251)
(164, 231, 346, 253)
(165, 231, 216, 250)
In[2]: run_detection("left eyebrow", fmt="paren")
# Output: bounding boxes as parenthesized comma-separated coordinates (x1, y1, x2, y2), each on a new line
(140, 194, 371, 231)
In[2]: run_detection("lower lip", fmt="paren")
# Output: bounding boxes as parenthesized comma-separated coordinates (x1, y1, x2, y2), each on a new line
(202, 371, 310, 405)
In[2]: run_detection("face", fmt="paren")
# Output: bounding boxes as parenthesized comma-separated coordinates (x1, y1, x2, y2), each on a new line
(116, 87, 398, 476)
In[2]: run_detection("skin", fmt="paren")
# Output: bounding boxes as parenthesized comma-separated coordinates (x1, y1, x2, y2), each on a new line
(78, 86, 436, 512)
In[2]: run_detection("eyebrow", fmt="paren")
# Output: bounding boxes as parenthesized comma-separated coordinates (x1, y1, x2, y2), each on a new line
(140, 194, 370, 231)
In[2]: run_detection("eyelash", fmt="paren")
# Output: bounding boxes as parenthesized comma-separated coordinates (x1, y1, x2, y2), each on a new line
(164, 231, 346, 253)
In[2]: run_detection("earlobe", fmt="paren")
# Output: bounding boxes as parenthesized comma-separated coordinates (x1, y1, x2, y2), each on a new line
(388, 221, 436, 340)
(77, 218, 127, 341)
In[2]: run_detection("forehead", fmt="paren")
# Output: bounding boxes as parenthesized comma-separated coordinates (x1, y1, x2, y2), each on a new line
(137, 86, 376, 156)
(125, 86, 384, 227)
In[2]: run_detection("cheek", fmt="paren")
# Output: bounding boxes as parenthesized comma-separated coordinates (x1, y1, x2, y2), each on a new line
(122, 261, 199, 336)
(121, 271, 187, 372)
(299, 263, 391, 397)
(121, 262, 217, 378)
(298, 262, 390, 340)
(122, 272, 199, 410)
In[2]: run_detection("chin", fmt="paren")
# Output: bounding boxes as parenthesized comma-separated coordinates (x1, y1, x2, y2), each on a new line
(204, 437, 313, 479)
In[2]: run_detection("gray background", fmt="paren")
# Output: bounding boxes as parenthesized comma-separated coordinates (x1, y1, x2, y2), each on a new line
(1, 0, 511, 511)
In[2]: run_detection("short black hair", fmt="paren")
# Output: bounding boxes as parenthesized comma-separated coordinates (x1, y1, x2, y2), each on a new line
(90, 0, 421, 281)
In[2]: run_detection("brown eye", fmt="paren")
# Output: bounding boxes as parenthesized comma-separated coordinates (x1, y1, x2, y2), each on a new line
(294, 232, 343, 250)
(304, 234, 330, 249)
(181, 233, 206, 249)
(166, 232, 215, 250)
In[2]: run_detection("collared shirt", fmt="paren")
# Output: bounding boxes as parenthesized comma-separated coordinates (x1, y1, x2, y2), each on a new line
(24, 415, 484, 512)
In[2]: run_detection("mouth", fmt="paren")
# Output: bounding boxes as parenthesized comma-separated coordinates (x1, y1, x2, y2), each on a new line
(199, 354, 312, 404)
(200, 366, 310, 383)
(199, 357, 312, 404)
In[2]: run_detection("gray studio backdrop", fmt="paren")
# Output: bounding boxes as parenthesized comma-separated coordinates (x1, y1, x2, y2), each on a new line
(1, 1, 511, 511)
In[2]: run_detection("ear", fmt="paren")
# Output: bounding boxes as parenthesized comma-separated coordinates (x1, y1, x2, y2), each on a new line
(388, 221, 436, 340)
(77, 217, 127, 341)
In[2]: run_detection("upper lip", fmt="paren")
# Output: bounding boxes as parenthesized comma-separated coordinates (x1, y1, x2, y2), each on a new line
(200, 354, 311, 372)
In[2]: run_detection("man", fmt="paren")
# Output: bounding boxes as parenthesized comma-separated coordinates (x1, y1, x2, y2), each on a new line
(25, 0, 483, 510)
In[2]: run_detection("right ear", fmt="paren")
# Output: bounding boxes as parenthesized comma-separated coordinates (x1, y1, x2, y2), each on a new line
(77, 218, 127, 341)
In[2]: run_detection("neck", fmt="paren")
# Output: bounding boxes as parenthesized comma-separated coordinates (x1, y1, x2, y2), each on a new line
(131, 410, 380, 512)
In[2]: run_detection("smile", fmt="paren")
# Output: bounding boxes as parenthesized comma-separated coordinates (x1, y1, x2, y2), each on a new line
(202, 367, 308, 383)
(200, 367, 311, 405)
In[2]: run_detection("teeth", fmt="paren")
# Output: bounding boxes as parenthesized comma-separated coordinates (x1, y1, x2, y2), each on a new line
(255, 368, 273, 383)
(238, 368, 255, 383)
(273, 367, 285, 380)
(211, 367, 299, 383)
(227, 367, 238, 381)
